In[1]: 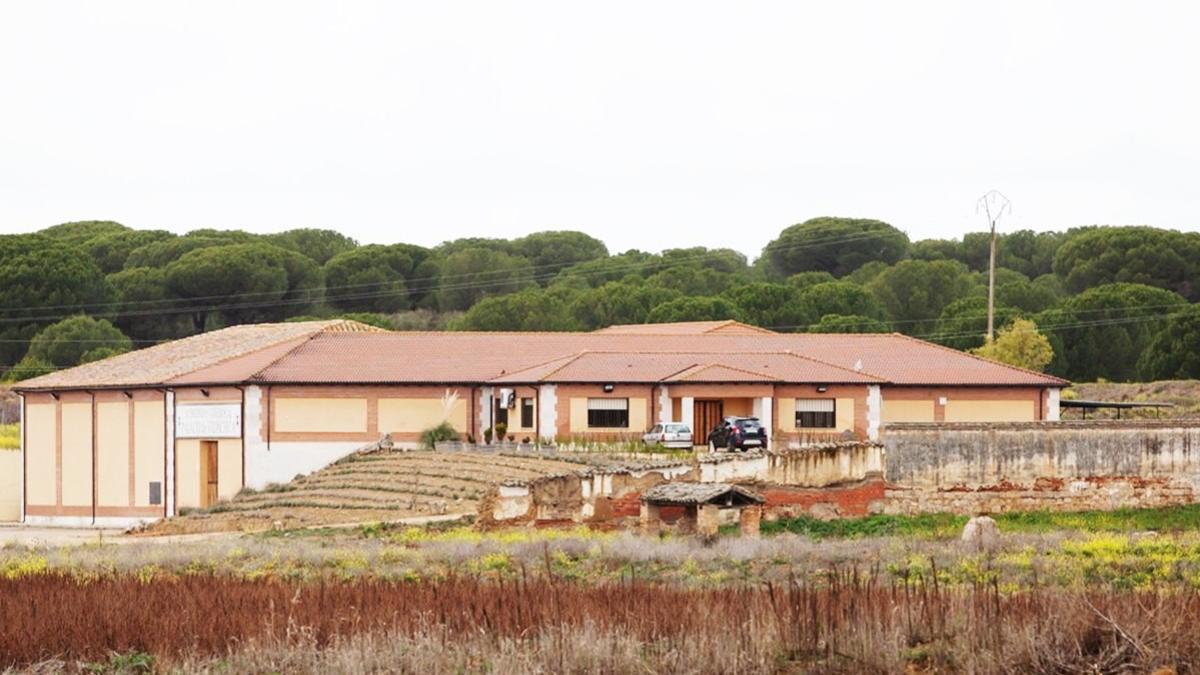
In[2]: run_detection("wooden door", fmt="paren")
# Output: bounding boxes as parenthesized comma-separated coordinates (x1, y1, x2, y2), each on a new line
(200, 441, 219, 507)
(694, 400, 724, 444)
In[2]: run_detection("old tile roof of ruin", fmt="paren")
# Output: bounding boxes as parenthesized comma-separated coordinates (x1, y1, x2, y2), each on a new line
(641, 482, 765, 505)
(14, 320, 1069, 390)
(13, 320, 383, 390)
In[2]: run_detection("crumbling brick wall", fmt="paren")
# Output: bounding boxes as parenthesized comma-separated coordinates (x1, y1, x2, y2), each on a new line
(760, 476, 886, 519)
(884, 420, 1200, 514)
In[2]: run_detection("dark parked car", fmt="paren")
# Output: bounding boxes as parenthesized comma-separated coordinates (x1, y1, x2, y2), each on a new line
(707, 416, 768, 452)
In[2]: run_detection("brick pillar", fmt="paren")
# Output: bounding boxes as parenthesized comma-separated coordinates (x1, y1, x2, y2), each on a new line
(640, 502, 661, 536)
(697, 504, 720, 539)
(739, 505, 762, 538)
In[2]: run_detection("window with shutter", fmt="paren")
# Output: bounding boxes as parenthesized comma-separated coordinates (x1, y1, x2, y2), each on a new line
(587, 398, 629, 428)
(795, 399, 836, 428)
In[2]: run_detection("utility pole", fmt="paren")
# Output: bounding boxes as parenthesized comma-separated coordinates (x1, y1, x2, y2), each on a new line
(976, 190, 1011, 343)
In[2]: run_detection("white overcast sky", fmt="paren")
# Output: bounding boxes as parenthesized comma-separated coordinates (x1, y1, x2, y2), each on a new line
(2, 1, 1198, 258)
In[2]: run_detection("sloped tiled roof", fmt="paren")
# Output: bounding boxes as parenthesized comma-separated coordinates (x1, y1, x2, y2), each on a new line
(489, 351, 880, 385)
(16, 321, 1068, 390)
(242, 331, 1064, 387)
(14, 320, 383, 390)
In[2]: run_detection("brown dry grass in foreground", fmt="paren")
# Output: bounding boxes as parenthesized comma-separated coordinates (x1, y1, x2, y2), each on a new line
(3, 572, 1198, 674)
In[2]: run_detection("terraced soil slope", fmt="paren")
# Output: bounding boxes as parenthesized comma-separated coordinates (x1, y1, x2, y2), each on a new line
(143, 451, 588, 535)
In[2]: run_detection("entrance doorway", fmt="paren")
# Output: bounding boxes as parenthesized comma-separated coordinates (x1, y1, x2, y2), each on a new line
(693, 400, 724, 443)
(199, 441, 219, 507)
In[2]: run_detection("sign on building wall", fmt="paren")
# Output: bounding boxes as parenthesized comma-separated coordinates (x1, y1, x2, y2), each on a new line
(176, 403, 242, 439)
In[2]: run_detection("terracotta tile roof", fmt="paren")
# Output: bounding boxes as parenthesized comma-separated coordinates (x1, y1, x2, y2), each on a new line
(244, 331, 1064, 387)
(593, 320, 776, 335)
(13, 320, 382, 390)
(671, 363, 781, 382)
(775, 333, 1069, 386)
(490, 351, 879, 384)
(16, 321, 1069, 390)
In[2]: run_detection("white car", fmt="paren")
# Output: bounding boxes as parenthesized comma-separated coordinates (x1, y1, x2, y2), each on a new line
(642, 423, 694, 449)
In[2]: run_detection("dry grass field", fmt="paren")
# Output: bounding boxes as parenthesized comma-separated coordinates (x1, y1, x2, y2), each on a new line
(9, 518, 1200, 673)
(143, 450, 591, 535)
(1066, 379, 1200, 418)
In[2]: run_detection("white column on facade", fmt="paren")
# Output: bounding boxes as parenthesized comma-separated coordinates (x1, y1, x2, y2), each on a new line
(537, 385, 558, 443)
(866, 385, 882, 441)
(479, 386, 494, 433)
(1047, 387, 1061, 421)
(657, 385, 671, 424)
(164, 389, 176, 517)
(18, 394, 25, 523)
(242, 385, 267, 489)
(681, 396, 695, 431)
(759, 396, 773, 437)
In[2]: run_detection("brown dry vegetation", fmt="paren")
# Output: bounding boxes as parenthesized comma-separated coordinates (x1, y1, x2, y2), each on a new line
(1065, 379, 1200, 419)
(143, 451, 591, 535)
(4, 573, 1200, 674)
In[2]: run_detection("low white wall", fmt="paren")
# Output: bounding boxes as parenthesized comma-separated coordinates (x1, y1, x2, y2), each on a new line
(23, 515, 159, 529)
(242, 385, 367, 489)
(244, 440, 364, 489)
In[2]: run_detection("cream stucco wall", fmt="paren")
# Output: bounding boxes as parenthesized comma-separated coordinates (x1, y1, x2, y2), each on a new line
(943, 399, 1036, 422)
(506, 395, 537, 433)
(776, 397, 796, 432)
(835, 398, 855, 433)
(96, 402, 129, 507)
(134, 400, 165, 507)
(24, 403, 55, 506)
(882, 400, 937, 423)
(275, 398, 367, 433)
(175, 438, 243, 509)
(175, 439, 199, 509)
(568, 398, 587, 432)
(378, 398, 467, 433)
(568, 397, 646, 433)
(60, 403, 92, 508)
(218, 439, 242, 500)
(0, 451, 18, 521)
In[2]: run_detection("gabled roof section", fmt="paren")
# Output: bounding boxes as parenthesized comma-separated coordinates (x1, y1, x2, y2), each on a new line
(671, 363, 781, 382)
(489, 351, 881, 385)
(14, 320, 383, 391)
(594, 320, 776, 335)
(641, 482, 765, 506)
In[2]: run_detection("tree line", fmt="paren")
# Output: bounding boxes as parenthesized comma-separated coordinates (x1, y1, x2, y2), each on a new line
(2, 217, 1198, 383)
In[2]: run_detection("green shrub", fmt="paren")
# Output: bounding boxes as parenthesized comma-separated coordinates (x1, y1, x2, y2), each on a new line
(420, 422, 458, 449)
(0, 424, 17, 450)
(495, 422, 508, 442)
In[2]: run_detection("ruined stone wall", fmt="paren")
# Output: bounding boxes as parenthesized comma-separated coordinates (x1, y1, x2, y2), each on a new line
(766, 443, 883, 486)
(484, 443, 885, 526)
(883, 420, 1200, 514)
